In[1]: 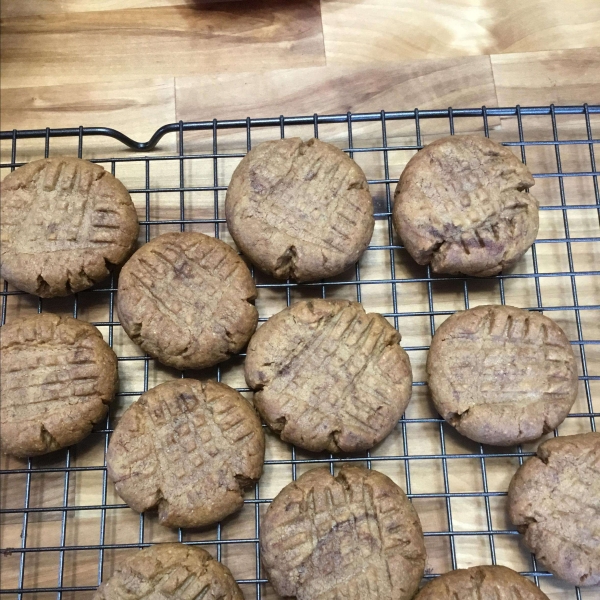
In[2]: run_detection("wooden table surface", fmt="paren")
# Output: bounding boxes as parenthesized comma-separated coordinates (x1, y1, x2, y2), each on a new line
(1, 2, 599, 599)
(1, 0, 600, 135)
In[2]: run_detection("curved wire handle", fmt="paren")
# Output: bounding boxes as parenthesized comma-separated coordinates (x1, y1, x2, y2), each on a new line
(2, 105, 598, 152)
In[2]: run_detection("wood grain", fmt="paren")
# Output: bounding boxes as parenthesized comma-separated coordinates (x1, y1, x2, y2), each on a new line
(0, 0, 325, 88)
(176, 55, 500, 136)
(321, 0, 600, 63)
(0, 0, 190, 18)
(0, 77, 177, 174)
(1, 1, 599, 599)
(492, 47, 600, 108)
(0, 77, 176, 141)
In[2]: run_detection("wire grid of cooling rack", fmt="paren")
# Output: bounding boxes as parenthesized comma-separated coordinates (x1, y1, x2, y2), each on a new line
(0, 105, 599, 599)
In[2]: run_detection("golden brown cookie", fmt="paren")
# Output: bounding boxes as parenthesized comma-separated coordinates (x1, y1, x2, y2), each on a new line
(93, 543, 243, 599)
(117, 232, 258, 370)
(1, 313, 118, 457)
(1, 157, 139, 297)
(225, 137, 374, 281)
(107, 379, 264, 528)
(393, 135, 538, 277)
(508, 432, 600, 587)
(245, 299, 412, 453)
(413, 565, 549, 599)
(260, 466, 426, 600)
(427, 305, 577, 446)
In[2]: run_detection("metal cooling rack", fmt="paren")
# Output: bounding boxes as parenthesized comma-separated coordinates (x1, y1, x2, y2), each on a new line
(0, 105, 599, 599)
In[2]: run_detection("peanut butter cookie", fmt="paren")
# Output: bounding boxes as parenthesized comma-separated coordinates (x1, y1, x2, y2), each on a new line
(107, 379, 264, 528)
(414, 565, 549, 599)
(261, 466, 426, 600)
(393, 135, 538, 277)
(1, 313, 118, 457)
(117, 232, 258, 370)
(226, 138, 374, 281)
(245, 299, 412, 453)
(1, 157, 138, 296)
(427, 305, 577, 446)
(94, 543, 243, 599)
(508, 432, 600, 587)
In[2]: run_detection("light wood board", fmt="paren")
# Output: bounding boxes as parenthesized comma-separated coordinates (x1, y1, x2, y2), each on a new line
(1, 1, 599, 598)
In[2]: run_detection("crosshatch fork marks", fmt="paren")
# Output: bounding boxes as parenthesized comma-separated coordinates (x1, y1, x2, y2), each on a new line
(394, 135, 539, 277)
(508, 433, 600, 587)
(116, 231, 258, 370)
(432, 306, 577, 409)
(93, 543, 243, 599)
(106, 379, 264, 529)
(0, 156, 139, 296)
(2, 157, 130, 253)
(0, 313, 117, 457)
(246, 299, 413, 454)
(246, 144, 360, 255)
(260, 466, 426, 600)
(225, 137, 374, 281)
(427, 304, 579, 446)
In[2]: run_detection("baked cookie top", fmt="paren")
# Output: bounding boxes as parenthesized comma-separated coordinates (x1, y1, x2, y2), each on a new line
(1, 313, 118, 457)
(117, 231, 257, 370)
(1, 157, 139, 297)
(508, 432, 600, 587)
(107, 379, 264, 529)
(393, 135, 538, 277)
(93, 543, 243, 599)
(245, 299, 412, 453)
(427, 305, 577, 446)
(260, 465, 426, 600)
(225, 137, 374, 281)
(414, 565, 549, 599)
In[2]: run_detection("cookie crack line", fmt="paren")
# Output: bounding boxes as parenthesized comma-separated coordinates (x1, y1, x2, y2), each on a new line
(274, 244, 298, 279)
(39, 424, 59, 452)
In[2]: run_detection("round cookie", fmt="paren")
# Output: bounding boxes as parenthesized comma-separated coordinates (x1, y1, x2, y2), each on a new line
(427, 305, 577, 446)
(107, 378, 264, 528)
(94, 543, 243, 599)
(1, 313, 118, 457)
(245, 299, 412, 453)
(393, 135, 539, 277)
(1, 157, 139, 297)
(117, 231, 258, 370)
(508, 432, 600, 587)
(414, 565, 549, 599)
(225, 137, 374, 281)
(261, 465, 426, 600)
